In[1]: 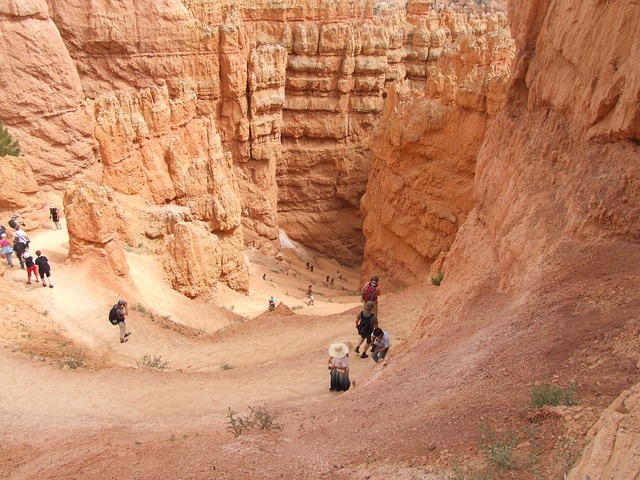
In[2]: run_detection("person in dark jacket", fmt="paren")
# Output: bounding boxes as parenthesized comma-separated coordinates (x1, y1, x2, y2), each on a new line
(34, 250, 53, 288)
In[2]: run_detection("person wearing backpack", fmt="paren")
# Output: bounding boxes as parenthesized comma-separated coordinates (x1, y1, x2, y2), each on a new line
(23, 246, 38, 284)
(34, 250, 53, 288)
(361, 275, 381, 315)
(110, 299, 131, 343)
(354, 301, 378, 358)
(49, 206, 62, 230)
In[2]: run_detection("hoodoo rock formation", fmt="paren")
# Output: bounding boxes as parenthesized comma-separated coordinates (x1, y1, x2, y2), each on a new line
(1, 0, 513, 295)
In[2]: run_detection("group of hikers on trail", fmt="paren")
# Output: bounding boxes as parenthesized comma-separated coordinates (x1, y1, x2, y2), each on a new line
(1, 212, 54, 288)
(328, 275, 391, 392)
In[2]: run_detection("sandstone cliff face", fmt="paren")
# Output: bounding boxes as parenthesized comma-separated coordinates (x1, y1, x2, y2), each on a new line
(362, 8, 513, 284)
(0, 0, 512, 296)
(435, 0, 640, 474)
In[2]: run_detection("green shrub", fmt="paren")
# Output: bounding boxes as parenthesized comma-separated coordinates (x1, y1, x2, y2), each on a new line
(432, 271, 445, 286)
(137, 354, 169, 370)
(530, 382, 578, 408)
(225, 405, 282, 437)
(220, 362, 234, 371)
(0, 120, 21, 157)
(478, 424, 518, 470)
(249, 405, 282, 431)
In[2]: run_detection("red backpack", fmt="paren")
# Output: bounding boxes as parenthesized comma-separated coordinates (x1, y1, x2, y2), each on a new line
(361, 282, 378, 302)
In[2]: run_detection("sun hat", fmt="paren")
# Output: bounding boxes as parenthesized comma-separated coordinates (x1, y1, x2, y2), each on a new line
(1, 233, 6, 238)
(328, 343, 349, 358)
(365, 301, 375, 310)
(118, 299, 127, 305)
(12, 213, 19, 218)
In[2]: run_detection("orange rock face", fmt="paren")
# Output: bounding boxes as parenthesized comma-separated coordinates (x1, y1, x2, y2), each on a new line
(0, 0, 513, 294)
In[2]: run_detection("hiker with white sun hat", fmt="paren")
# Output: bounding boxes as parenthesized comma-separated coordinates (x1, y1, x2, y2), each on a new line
(327, 343, 351, 392)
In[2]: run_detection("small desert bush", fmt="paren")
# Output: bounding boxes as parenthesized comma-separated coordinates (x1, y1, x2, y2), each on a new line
(220, 362, 234, 371)
(530, 382, 578, 408)
(291, 304, 303, 310)
(225, 405, 282, 437)
(59, 352, 86, 369)
(137, 354, 169, 370)
(131, 303, 152, 316)
(249, 405, 282, 431)
(432, 271, 445, 286)
(478, 424, 518, 470)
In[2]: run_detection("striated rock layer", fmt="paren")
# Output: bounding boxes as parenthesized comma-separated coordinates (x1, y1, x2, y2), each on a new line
(0, 0, 512, 295)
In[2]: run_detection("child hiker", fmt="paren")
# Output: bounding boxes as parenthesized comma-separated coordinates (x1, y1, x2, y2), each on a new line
(23, 247, 38, 284)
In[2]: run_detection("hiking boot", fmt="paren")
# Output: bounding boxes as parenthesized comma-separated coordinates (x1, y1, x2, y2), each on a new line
(120, 338, 128, 343)
(26, 281, 31, 284)
(49, 284, 54, 288)
(354, 346, 360, 354)
(360, 353, 369, 359)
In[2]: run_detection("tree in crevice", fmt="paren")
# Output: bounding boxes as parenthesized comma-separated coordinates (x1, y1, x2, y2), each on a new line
(0, 120, 21, 157)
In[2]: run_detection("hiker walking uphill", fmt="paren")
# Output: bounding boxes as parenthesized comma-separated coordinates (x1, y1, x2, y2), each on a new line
(354, 301, 378, 358)
(109, 299, 132, 343)
(361, 275, 381, 315)
(49, 206, 62, 230)
(34, 250, 53, 288)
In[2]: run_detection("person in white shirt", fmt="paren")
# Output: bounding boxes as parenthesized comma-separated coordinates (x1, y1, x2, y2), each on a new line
(328, 343, 350, 392)
(370, 328, 391, 363)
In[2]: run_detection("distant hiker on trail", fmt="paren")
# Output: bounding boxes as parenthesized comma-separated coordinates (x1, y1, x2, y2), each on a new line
(328, 343, 350, 392)
(262, 273, 267, 281)
(326, 275, 330, 283)
(361, 275, 381, 315)
(307, 285, 313, 295)
(310, 264, 314, 273)
(23, 247, 38, 284)
(370, 327, 391, 363)
(13, 239, 26, 269)
(269, 296, 276, 311)
(34, 250, 53, 288)
(113, 299, 131, 343)
(1, 233, 14, 267)
(8, 213, 24, 230)
(354, 301, 378, 359)
(330, 277, 334, 286)
(49, 206, 62, 230)
(307, 291, 315, 306)
(306, 262, 310, 270)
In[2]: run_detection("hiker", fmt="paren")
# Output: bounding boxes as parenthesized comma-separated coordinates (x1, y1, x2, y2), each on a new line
(13, 226, 30, 247)
(370, 327, 391, 363)
(8, 213, 24, 230)
(361, 275, 381, 315)
(307, 291, 315, 306)
(34, 250, 53, 288)
(330, 277, 334, 286)
(354, 301, 378, 358)
(328, 343, 350, 391)
(326, 275, 330, 283)
(262, 273, 267, 281)
(23, 246, 38, 284)
(114, 299, 131, 343)
(49, 206, 62, 230)
(0, 233, 14, 267)
(13, 239, 26, 269)
(310, 264, 314, 273)
(306, 262, 310, 270)
(269, 296, 276, 311)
